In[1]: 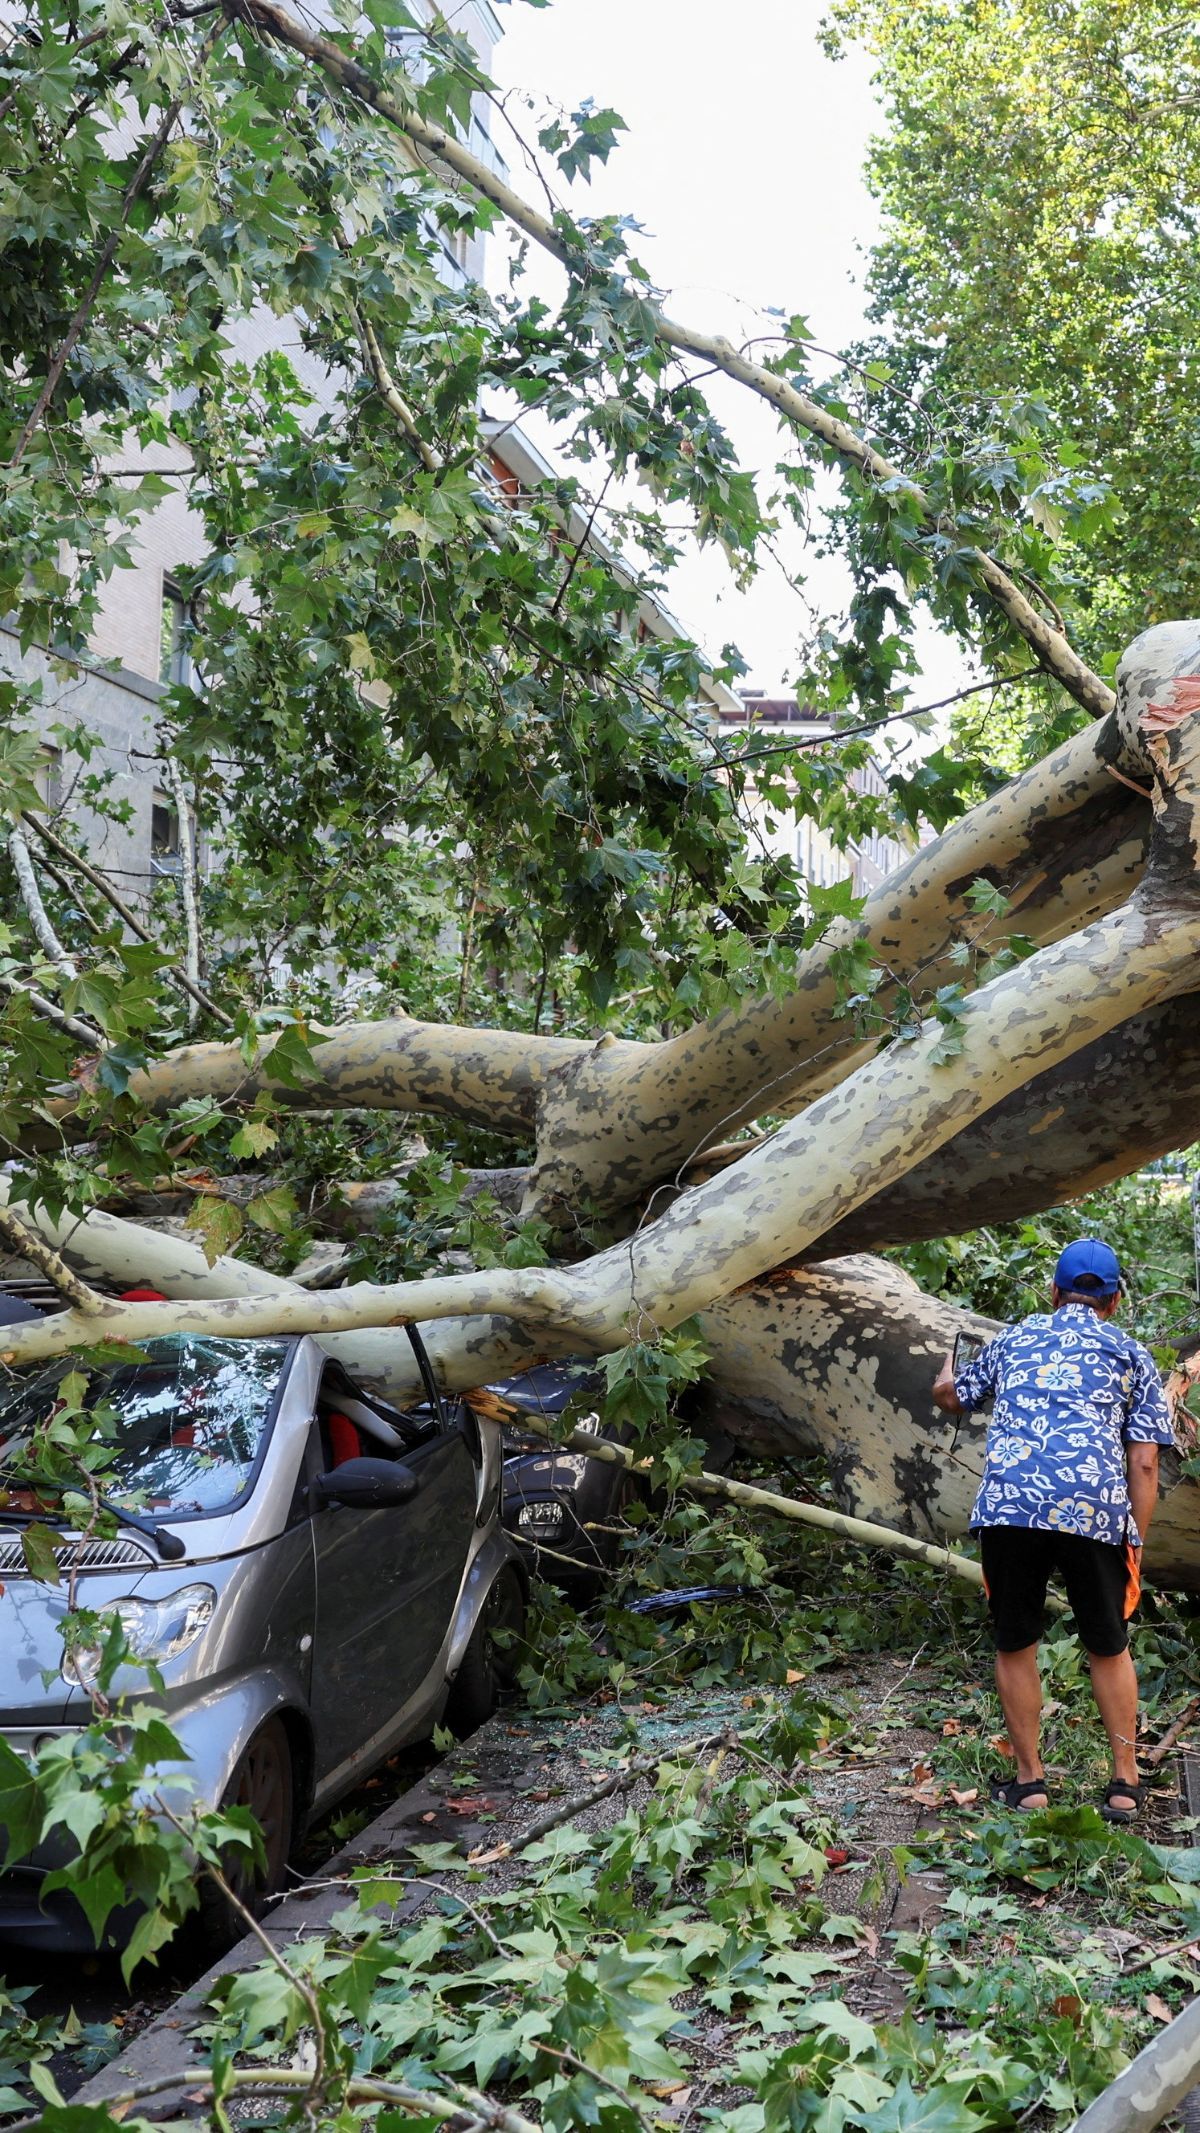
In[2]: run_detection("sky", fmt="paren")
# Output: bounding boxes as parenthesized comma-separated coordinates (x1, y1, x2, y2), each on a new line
(487, 0, 969, 706)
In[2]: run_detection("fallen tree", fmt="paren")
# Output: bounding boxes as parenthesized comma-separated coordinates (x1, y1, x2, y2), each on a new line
(6, 624, 1200, 1575)
(4, 0, 1200, 1593)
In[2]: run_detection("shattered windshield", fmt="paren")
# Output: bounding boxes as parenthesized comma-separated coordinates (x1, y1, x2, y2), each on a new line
(0, 1335, 291, 1518)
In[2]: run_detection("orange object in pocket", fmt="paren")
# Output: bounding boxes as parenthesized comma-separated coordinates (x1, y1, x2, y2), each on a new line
(1123, 1542, 1142, 1620)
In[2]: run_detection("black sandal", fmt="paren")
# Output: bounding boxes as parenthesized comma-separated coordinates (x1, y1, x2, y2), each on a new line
(989, 1775, 1050, 1810)
(1100, 1779, 1145, 1824)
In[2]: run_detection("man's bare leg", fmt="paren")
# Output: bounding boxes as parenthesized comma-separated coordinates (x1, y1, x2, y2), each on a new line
(994, 1645, 1048, 1807)
(1089, 1647, 1140, 1809)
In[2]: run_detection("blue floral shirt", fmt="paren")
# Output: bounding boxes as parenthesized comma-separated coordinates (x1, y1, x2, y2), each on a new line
(955, 1304, 1173, 1546)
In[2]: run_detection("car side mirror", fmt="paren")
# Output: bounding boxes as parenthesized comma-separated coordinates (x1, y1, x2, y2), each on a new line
(313, 1457, 420, 1509)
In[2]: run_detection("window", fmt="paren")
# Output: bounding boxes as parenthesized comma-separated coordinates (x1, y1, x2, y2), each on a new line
(151, 791, 182, 878)
(160, 577, 194, 688)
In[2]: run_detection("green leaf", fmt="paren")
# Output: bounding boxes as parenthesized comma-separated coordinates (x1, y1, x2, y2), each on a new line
(246, 1185, 298, 1234)
(184, 1196, 244, 1266)
(0, 1734, 44, 1864)
(27, 2059, 65, 2106)
(21, 1522, 62, 1584)
(228, 1115, 279, 1159)
(860, 2076, 984, 2133)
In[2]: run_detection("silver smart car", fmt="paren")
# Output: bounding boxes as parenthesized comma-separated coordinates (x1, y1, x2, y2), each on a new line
(0, 1323, 525, 1950)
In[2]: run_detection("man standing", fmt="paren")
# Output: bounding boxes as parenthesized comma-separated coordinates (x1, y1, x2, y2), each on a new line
(932, 1238, 1173, 1823)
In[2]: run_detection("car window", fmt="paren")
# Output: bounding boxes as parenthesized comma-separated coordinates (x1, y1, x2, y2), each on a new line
(0, 1335, 291, 1518)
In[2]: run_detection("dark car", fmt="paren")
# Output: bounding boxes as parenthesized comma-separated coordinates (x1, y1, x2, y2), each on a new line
(491, 1363, 642, 1599)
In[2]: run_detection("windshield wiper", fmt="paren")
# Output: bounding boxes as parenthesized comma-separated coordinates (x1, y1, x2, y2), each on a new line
(0, 1484, 185, 1561)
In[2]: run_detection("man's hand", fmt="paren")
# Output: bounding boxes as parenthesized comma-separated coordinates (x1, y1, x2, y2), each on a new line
(933, 1351, 964, 1415)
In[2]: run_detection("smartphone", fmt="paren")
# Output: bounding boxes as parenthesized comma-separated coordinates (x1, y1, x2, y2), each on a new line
(953, 1331, 984, 1376)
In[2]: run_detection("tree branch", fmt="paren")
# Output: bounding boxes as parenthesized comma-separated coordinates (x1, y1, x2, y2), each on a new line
(7, 826, 77, 979)
(0, 1204, 106, 1313)
(161, 755, 201, 1030)
(22, 810, 235, 1028)
(0, 971, 102, 1045)
(472, 1390, 988, 1593)
(353, 305, 443, 472)
(7, 27, 223, 465)
(232, 0, 1115, 720)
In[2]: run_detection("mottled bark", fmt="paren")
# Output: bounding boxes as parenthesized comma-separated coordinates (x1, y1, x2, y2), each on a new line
(109, 1017, 598, 1139)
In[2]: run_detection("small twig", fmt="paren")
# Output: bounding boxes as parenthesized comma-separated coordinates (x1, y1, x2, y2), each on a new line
(1123, 1929, 1200, 1978)
(465, 1728, 730, 1867)
(157, 1797, 331, 2102)
(534, 2038, 657, 2131)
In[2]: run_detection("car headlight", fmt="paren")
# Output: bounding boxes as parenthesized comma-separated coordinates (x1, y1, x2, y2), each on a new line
(62, 1584, 216, 1689)
(516, 1501, 567, 1540)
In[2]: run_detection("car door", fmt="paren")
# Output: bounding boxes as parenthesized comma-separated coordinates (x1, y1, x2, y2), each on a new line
(307, 1360, 478, 1786)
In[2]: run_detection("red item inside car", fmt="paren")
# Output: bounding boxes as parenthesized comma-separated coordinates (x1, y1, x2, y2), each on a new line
(327, 1412, 362, 1467)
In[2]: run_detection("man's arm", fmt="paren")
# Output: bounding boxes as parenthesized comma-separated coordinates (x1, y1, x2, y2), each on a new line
(1126, 1443, 1160, 1550)
(1124, 1341, 1173, 1547)
(934, 1333, 999, 1415)
(933, 1353, 964, 1414)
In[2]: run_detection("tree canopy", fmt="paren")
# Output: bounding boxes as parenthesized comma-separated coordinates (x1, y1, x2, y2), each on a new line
(826, 0, 1200, 711)
(0, 0, 1141, 1238)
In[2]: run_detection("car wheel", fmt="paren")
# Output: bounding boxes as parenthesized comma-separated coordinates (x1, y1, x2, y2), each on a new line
(445, 1564, 526, 1737)
(197, 1716, 294, 1953)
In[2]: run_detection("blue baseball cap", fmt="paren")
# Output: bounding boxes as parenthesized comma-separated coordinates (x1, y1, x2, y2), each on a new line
(1053, 1237, 1121, 1299)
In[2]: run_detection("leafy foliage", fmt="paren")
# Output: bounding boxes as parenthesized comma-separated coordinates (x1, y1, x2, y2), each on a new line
(824, 0, 1200, 750)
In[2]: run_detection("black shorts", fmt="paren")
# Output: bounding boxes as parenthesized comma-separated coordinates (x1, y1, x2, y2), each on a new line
(978, 1525, 1140, 1657)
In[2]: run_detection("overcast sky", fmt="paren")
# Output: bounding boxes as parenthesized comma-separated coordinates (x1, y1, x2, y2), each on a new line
(487, 0, 964, 706)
